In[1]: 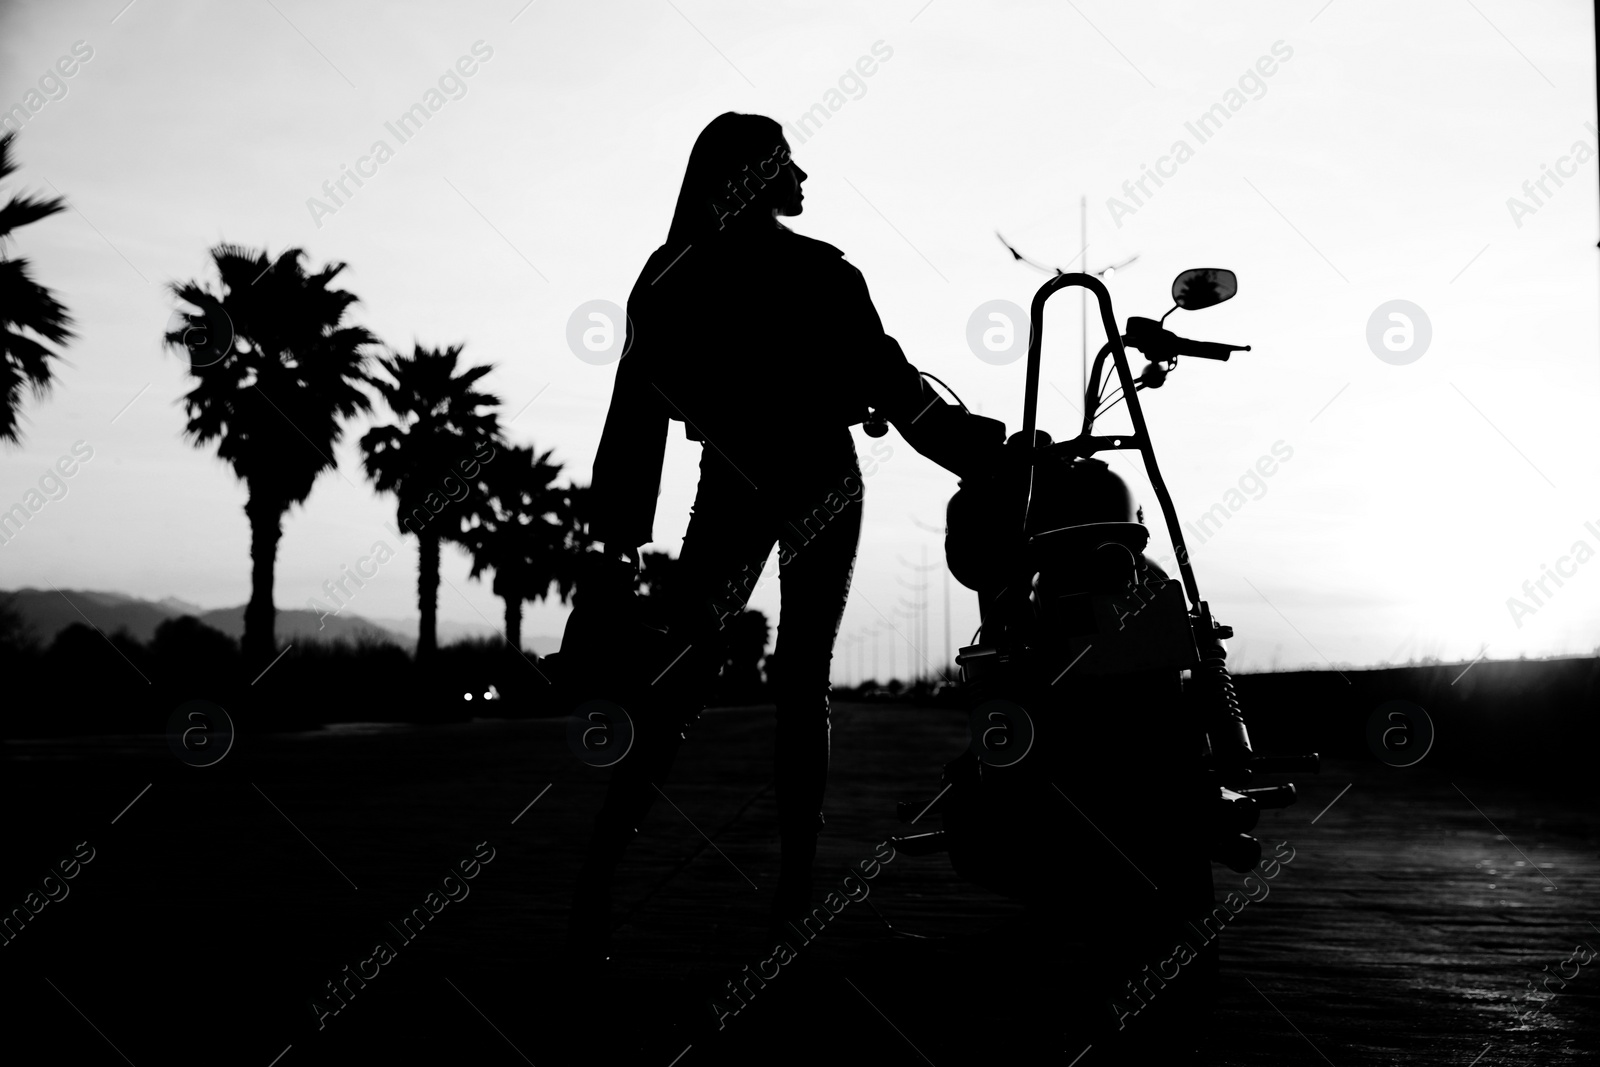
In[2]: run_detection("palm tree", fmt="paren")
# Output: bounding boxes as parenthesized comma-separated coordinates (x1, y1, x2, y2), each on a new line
(360, 344, 500, 663)
(166, 245, 376, 671)
(458, 444, 582, 652)
(0, 132, 75, 445)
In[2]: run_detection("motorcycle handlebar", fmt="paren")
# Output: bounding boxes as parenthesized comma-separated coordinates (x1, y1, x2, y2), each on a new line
(1184, 338, 1251, 361)
(1123, 316, 1250, 362)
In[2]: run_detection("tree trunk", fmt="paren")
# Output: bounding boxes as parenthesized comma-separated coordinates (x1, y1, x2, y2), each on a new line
(417, 533, 440, 662)
(243, 496, 282, 675)
(504, 595, 522, 654)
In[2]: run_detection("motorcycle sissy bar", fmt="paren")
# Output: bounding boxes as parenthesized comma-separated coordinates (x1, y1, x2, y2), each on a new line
(1021, 272, 1203, 614)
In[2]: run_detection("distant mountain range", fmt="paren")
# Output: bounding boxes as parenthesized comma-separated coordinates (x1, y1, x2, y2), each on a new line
(363, 615, 561, 656)
(0, 588, 561, 654)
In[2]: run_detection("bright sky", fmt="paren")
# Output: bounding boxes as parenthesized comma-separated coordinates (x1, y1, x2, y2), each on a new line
(1, 0, 1596, 676)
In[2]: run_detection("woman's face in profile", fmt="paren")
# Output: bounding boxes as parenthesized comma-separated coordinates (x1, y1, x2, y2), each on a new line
(771, 142, 807, 217)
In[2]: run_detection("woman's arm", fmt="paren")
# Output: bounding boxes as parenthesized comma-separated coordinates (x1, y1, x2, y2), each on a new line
(588, 295, 670, 550)
(839, 263, 1005, 479)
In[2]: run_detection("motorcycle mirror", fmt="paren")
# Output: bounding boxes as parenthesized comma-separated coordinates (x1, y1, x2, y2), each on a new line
(1171, 268, 1237, 311)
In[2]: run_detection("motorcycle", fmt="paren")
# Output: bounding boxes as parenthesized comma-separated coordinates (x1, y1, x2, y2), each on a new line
(886, 267, 1320, 1039)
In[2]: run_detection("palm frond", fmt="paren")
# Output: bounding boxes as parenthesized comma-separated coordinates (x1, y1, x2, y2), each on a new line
(165, 242, 380, 505)
(0, 191, 68, 243)
(0, 137, 74, 443)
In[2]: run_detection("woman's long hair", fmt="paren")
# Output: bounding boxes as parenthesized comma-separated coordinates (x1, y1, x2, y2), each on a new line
(664, 112, 788, 248)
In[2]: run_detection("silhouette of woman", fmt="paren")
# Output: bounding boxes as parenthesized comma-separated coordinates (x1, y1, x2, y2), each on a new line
(568, 111, 1001, 956)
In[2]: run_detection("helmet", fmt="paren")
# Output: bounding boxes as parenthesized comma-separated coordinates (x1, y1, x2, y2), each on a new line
(946, 450, 1142, 593)
(1028, 456, 1139, 532)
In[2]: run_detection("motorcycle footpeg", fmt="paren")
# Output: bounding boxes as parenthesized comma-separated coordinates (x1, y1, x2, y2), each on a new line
(1210, 833, 1262, 874)
(889, 831, 950, 856)
(1240, 783, 1298, 809)
(1215, 788, 1261, 835)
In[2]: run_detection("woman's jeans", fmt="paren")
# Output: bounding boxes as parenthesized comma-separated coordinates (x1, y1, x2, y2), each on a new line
(575, 446, 863, 909)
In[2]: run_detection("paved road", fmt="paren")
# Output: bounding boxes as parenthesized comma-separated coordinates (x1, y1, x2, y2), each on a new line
(3, 702, 1595, 1064)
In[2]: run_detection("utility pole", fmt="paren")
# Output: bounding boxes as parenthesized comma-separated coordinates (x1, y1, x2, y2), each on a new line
(943, 556, 952, 674)
(921, 544, 930, 678)
(893, 606, 921, 685)
(911, 513, 954, 677)
(898, 597, 921, 682)
(996, 213, 1135, 411)
(887, 620, 895, 685)
(900, 551, 940, 685)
